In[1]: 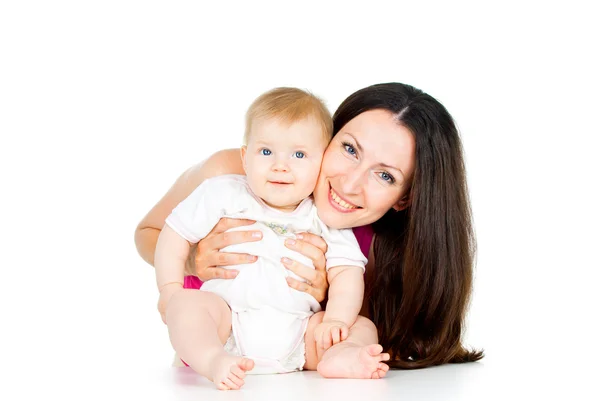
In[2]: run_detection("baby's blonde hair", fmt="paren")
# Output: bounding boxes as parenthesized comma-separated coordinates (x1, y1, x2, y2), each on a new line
(244, 87, 333, 145)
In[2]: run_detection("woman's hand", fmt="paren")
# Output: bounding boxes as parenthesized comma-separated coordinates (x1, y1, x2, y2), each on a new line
(193, 218, 262, 281)
(281, 232, 329, 303)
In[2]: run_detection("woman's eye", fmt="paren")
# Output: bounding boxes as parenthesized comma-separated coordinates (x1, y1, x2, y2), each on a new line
(343, 142, 357, 156)
(261, 148, 272, 156)
(294, 151, 305, 159)
(379, 171, 395, 184)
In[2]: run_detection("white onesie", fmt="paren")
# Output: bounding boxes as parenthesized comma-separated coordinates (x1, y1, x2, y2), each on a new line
(165, 175, 367, 374)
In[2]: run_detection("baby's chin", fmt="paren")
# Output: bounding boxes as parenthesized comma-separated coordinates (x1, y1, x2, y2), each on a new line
(262, 197, 305, 212)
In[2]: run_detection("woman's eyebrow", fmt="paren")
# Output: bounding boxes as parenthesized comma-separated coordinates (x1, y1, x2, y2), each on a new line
(382, 162, 405, 180)
(345, 133, 363, 153)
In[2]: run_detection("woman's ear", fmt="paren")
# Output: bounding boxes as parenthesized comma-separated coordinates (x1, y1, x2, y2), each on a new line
(392, 195, 411, 211)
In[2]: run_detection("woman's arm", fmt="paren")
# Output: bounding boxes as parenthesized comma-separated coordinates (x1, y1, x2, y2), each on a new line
(134, 148, 244, 268)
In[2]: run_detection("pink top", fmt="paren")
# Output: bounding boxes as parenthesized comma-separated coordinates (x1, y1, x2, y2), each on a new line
(352, 225, 374, 260)
(184, 225, 374, 290)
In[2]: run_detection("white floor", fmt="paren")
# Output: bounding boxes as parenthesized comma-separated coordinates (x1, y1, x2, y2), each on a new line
(6, 350, 596, 400)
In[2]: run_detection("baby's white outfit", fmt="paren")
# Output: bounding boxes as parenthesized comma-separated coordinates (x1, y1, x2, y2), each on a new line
(165, 175, 366, 374)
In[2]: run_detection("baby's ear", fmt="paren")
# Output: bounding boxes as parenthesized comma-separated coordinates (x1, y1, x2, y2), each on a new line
(240, 146, 248, 172)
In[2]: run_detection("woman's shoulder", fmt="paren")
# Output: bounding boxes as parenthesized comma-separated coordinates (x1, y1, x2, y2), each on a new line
(200, 174, 250, 196)
(352, 224, 374, 240)
(186, 148, 244, 184)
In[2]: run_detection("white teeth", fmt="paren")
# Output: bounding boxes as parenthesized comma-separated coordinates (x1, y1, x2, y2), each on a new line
(330, 188, 357, 209)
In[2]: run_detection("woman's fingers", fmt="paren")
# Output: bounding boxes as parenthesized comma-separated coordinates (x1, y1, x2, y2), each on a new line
(285, 276, 326, 303)
(207, 267, 239, 280)
(281, 253, 327, 302)
(214, 252, 257, 266)
(284, 238, 326, 271)
(202, 218, 261, 250)
(286, 277, 312, 293)
(211, 229, 263, 250)
(283, 258, 327, 302)
(296, 232, 328, 254)
(281, 257, 318, 283)
(193, 218, 261, 281)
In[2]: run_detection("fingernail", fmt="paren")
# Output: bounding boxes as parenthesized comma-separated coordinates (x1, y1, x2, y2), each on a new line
(231, 271, 239, 277)
(247, 255, 257, 261)
(296, 234, 304, 240)
(252, 232, 262, 238)
(285, 239, 296, 246)
(281, 257, 292, 264)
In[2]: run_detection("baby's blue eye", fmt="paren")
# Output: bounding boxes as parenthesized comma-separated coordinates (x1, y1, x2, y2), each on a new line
(261, 148, 272, 156)
(343, 143, 357, 156)
(294, 151, 305, 159)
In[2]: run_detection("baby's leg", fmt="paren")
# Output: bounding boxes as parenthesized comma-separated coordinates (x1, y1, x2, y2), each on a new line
(166, 290, 254, 390)
(303, 312, 390, 379)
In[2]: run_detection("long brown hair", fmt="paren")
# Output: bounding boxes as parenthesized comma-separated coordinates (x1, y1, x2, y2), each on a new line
(333, 83, 484, 368)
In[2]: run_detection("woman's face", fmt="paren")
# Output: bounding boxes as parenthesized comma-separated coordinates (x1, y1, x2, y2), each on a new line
(313, 109, 416, 229)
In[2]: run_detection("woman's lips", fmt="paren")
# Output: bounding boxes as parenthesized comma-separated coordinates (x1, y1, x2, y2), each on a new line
(328, 185, 360, 213)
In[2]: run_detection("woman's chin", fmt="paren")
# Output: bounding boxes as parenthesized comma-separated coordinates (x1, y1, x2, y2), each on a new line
(316, 205, 358, 229)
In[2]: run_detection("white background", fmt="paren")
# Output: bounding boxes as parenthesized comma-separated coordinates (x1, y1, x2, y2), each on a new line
(1, 1, 599, 400)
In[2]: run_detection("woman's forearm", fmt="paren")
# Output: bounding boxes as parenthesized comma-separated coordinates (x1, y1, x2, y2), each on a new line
(135, 226, 161, 267)
(135, 225, 196, 274)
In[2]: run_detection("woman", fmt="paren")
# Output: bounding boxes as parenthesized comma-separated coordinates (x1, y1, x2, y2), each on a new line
(135, 82, 483, 369)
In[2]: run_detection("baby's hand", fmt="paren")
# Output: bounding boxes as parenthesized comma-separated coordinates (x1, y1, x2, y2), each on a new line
(314, 319, 349, 351)
(157, 283, 184, 324)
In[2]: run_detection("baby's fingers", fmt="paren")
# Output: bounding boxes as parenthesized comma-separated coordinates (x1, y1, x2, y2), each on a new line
(331, 327, 341, 345)
(314, 327, 326, 351)
(315, 331, 324, 351)
(341, 325, 349, 342)
(323, 330, 333, 350)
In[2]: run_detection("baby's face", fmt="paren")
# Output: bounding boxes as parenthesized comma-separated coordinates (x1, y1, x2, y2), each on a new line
(242, 116, 329, 212)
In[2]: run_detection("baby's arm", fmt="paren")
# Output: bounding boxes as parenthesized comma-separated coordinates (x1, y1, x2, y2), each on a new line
(315, 265, 364, 349)
(154, 224, 191, 323)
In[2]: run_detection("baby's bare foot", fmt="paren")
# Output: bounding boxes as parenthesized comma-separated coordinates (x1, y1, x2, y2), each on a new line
(317, 343, 390, 379)
(210, 354, 254, 390)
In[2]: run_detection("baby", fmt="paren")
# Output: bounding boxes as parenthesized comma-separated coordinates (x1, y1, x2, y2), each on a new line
(155, 87, 381, 390)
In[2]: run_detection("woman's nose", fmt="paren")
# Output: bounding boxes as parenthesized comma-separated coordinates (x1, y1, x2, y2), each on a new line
(341, 166, 365, 194)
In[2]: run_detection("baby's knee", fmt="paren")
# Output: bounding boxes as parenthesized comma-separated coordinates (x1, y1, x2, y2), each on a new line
(307, 311, 325, 329)
(168, 289, 226, 313)
(353, 316, 377, 332)
(304, 312, 325, 343)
